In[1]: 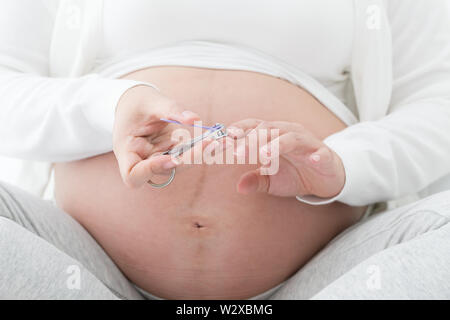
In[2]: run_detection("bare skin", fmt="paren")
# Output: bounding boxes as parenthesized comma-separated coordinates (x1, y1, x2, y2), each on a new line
(54, 66, 366, 299)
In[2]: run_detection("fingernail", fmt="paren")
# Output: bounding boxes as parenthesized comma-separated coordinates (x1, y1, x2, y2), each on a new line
(163, 159, 180, 169)
(310, 154, 321, 162)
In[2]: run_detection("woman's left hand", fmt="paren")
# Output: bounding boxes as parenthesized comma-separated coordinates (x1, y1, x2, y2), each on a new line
(227, 119, 345, 199)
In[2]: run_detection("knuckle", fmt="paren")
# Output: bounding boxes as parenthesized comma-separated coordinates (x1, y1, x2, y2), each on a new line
(297, 175, 314, 196)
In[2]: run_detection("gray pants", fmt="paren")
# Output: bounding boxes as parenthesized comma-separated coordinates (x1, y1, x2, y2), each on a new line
(0, 181, 449, 300)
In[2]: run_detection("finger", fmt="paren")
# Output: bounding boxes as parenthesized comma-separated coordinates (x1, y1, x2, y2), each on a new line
(131, 121, 168, 137)
(149, 127, 181, 146)
(259, 132, 321, 159)
(124, 136, 155, 159)
(134, 109, 200, 137)
(167, 110, 201, 125)
(177, 136, 216, 164)
(236, 169, 270, 195)
(227, 119, 263, 138)
(120, 153, 181, 188)
(151, 137, 178, 153)
(208, 136, 235, 155)
(307, 145, 337, 175)
(228, 119, 306, 139)
(227, 134, 265, 165)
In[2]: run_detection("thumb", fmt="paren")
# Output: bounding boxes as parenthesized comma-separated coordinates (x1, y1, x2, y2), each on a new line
(236, 169, 270, 194)
(308, 146, 337, 175)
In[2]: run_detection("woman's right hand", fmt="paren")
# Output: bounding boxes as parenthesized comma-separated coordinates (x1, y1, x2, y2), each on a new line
(113, 85, 200, 188)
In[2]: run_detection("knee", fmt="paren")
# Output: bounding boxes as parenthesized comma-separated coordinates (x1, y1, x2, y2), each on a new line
(367, 193, 450, 244)
(411, 190, 450, 220)
(0, 181, 17, 220)
(388, 191, 450, 239)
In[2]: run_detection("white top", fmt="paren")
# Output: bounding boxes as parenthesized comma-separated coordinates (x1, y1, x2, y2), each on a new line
(96, 0, 354, 109)
(93, 41, 358, 126)
(0, 0, 450, 207)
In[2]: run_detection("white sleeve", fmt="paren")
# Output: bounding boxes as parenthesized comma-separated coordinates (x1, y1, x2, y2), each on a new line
(0, 0, 157, 162)
(297, 0, 450, 206)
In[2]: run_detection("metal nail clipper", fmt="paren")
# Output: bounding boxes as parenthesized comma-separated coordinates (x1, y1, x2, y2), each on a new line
(147, 122, 228, 188)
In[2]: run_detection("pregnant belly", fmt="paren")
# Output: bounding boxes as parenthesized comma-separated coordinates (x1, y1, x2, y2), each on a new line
(54, 66, 365, 299)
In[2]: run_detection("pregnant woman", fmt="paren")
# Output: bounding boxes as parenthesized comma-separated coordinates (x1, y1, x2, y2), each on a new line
(1, 0, 450, 299)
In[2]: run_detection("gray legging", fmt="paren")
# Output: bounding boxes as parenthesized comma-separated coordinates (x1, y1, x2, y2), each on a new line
(0, 181, 449, 300)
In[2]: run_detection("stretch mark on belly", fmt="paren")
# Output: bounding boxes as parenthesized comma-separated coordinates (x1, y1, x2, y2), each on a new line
(185, 71, 215, 210)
